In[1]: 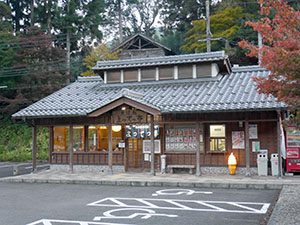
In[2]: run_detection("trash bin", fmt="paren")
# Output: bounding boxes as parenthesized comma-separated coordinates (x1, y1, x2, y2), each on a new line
(160, 155, 166, 174)
(271, 153, 279, 176)
(257, 153, 268, 176)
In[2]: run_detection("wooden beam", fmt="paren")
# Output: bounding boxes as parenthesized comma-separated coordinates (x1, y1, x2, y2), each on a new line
(69, 125, 74, 172)
(123, 124, 128, 172)
(150, 115, 155, 176)
(245, 121, 251, 176)
(32, 126, 37, 173)
(195, 123, 201, 176)
(108, 124, 113, 174)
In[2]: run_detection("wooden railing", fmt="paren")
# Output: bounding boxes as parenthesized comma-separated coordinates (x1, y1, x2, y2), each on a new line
(51, 151, 124, 165)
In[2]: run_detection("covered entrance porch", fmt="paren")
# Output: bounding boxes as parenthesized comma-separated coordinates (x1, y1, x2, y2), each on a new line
(30, 95, 161, 174)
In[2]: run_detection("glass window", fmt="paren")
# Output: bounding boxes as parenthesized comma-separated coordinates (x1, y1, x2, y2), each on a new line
(112, 125, 122, 151)
(73, 126, 84, 151)
(88, 126, 98, 151)
(53, 127, 69, 152)
(141, 67, 155, 81)
(98, 126, 108, 151)
(178, 65, 193, 79)
(165, 124, 197, 152)
(209, 125, 226, 152)
(97, 125, 123, 151)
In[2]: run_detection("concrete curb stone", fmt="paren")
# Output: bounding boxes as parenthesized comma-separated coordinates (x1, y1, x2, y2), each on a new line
(146, 182, 163, 187)
(0, 177, 290, 190)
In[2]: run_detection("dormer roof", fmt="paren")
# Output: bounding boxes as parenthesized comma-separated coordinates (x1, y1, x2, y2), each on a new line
(94, 51, 229, 71)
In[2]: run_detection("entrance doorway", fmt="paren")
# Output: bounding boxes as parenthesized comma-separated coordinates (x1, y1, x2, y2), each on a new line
(127, 138, 143, 170)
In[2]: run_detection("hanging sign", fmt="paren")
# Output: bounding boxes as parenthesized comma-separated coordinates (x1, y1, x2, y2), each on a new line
(125, 125, 159, 139)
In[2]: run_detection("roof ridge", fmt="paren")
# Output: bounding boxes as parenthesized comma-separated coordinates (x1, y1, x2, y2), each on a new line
(232, 65, 267, 72)
(95, 51, 225, 66)
(77, 76, 103, 82)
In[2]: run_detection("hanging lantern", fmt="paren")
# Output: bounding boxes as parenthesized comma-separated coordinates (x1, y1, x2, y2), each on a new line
(228, 152, 237, 175)
(112, 125, 122, 132)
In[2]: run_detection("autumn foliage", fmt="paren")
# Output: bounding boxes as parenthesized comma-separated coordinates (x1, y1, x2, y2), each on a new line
(239, 0, 300, 120)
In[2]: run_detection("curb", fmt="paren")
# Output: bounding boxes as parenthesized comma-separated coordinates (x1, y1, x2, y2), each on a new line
(0, 178, 284, 190)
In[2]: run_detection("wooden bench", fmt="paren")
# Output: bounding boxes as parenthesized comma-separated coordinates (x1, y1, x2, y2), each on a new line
(167, 165, 195, 174)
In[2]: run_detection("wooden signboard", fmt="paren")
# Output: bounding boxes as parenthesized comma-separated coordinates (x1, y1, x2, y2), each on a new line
(112, 108, 148, 124)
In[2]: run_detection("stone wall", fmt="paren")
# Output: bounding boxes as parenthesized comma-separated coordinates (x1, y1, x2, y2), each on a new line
(50, 164, 125, 173)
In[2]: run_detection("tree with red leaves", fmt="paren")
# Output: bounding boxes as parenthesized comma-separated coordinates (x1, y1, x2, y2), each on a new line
(239, 0, 300, 122)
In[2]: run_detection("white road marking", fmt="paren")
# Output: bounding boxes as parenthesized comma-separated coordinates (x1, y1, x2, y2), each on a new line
(93, 208, 178, 221)
(26, 219, 134, 225)
(152, 189, 213, 196)
(88, 197, 270, 214)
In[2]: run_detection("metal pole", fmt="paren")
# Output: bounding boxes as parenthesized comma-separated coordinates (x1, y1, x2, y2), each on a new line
(245, 121, 251, 176)
(69, 125, 73, 173)
(150, 115, 155, 176)
(32, 126, 37, 173)
(205, 0, 211, 52)
(277, 112, 283, 178)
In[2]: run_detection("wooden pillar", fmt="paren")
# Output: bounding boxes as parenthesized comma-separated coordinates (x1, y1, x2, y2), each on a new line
(123, 125, 128, 172)
(32, 126, 37, 173)
(245, 121, 251, 176)
(196, 122, 201, 176)
(108, 124, 113, 174)
(277, 111, 283, 178)
(84, 125, 89, 152)
(150, 115, 155, 176)
(49, 126, 54, 164)
(69, 125, 74, 173)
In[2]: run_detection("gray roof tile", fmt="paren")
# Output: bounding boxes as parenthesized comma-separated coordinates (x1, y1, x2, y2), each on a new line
(93, 51, 226, 70)
(12, 65, 286, 119)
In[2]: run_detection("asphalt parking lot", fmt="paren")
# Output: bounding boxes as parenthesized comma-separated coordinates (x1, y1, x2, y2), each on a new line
(0, 182, 279, 225)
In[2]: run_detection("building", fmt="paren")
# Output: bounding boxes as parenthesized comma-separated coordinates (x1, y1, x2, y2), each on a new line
(12, 34, 286, 175)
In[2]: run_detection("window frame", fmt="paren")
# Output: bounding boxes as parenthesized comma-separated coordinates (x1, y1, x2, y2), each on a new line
(208, 124, 226, 153)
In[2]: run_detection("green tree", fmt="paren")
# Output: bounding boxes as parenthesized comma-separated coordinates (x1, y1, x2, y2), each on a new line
(181, 6, 244, 53)
(160, 0, 206, 32)
(81, 44, 119, 77)
(5, 0, 31, 32)
(0, 2, 19, 88)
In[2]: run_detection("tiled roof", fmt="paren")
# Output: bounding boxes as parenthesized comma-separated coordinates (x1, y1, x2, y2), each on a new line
(93, 51, 227, 70)
(12, 65, 286, 119)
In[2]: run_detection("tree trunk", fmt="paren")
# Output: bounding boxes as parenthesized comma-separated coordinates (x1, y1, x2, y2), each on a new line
(45, 0, 52, 33)
(118, 0, 123, 43)
(30, 0, 35, 26)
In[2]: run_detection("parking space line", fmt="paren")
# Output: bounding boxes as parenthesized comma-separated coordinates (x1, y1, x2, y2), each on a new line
(88, 197, 270, 214)
(26, 219, 135, 225)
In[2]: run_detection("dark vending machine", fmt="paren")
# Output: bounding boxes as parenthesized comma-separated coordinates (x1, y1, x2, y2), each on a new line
(286, 126, 300, 173)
